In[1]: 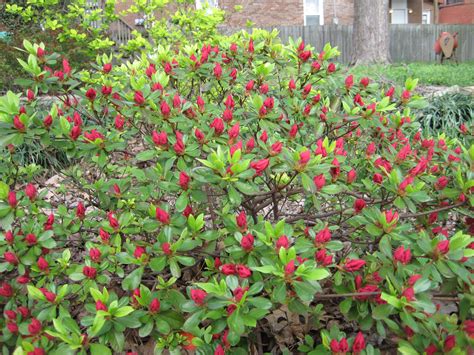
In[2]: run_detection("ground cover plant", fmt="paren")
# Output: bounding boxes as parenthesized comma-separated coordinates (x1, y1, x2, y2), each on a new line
(348, 61, 474, 88)
(0, 28, 473, 354)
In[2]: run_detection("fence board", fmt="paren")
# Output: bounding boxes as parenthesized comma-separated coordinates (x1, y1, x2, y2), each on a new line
(224, 24, 474, 63)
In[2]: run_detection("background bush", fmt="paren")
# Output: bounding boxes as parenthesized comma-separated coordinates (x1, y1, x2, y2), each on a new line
(419, 93, 474, 138)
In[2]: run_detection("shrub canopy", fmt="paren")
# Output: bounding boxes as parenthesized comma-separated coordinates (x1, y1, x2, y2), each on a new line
(0, 30, 473, 355)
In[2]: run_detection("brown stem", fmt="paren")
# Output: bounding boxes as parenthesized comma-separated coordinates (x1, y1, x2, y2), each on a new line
(400, 202, 466, 219)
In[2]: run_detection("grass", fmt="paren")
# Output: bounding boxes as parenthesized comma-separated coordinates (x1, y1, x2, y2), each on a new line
(348, 61, 474, 87)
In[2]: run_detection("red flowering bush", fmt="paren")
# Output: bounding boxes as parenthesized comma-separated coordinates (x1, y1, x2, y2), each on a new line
(0, 33, 473, 354)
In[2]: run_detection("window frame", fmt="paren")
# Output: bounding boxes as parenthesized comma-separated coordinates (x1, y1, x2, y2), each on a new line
(445, 0, 463, 5)
(304, 0, 324, 26)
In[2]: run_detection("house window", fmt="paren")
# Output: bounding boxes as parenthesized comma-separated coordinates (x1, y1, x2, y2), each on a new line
(304, 0, 324, 25)
(446, 0, 463, 4)
(390, 0, 408, 24)
(196, 0, 218, 9)
(422, 11, 431, 24)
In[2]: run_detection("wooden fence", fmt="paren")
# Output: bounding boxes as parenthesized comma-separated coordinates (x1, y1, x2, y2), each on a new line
(224, 24, 474, 63)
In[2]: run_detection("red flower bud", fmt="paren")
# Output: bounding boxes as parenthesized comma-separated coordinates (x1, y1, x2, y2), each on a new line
(330, 339, 340, 353)
(354, 199, 366, 213)
(211, 118, 225, 135)
(276, 235, 290, 250)
(27, 89, 35, 101)
(228, 122, 240, 141)
(108, 212, 119, 230)
(134, 91, 145, 105)
(99, 228, 110, 243)
(259, 83, 269, 94)
(194, 128, 205, 143)
(191, 289, 207, 306)
(327, 62, 336, 73)
(236, 211, 248, 231)
(96, 300, 107, 311)
(344, 75, 354, 90)
(248, 38, 254, 53)
(435, 176, 449, 190)
(221, 264, 236, 275)
(156, 207, 170, 224)
(402, 287, 415, 301)
(245, 137, 255, 152)
(89, 248, 101, 262)
(313, 174, 326, 190)
(315, 228, 331, 244)
(37, 256, 49, 271)
(37, 47, 45, 57)
(70, 125, 82, 141)
(347, 169, 357, 184)
(4, 251, 18, 265)
(5, 309, 16, 320)
(25, 184, 38, 201)
(25, 233, 37, 245)
(330, 158, 340, 180)
(250, 159, 269, 176)
(83, 266, 97, 279)
(360, 77, 370, 87)
(7, 191, 17, 208)
(160, 101, 171, 117)
(133, 246, 146, 259)
(149, 298, 161, 313)
(373, 173, 383, 184)
(299, 150, 311, 166)
(436, 240, 450, 254)
(101, 86, 112, 95)
(28, 318, 42, 335)
(162, 242, 172, 255)
(284, 260, 296, 275)
(43, 114, 53, 128)
(241, 234, 254, 251)
(7, 322, 18, 333)
(394, 246, 411, 265)
(298, 50, 312, 62)
(236, 264, 252, 278)
(76, 202, 86, 220)
(245, 80, 255, 91)
(85, 88, 97, 101)
(103, 63, 112, 73)
(344, 258, 366, 272)
(152, 131, 168, 147)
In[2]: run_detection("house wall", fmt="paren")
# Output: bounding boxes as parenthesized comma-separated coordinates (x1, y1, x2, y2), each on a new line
(407, 0, 423, 23)
(439, 0, 474, 24)
(323, 0, 355, 25)
(220, 0, 304, 27)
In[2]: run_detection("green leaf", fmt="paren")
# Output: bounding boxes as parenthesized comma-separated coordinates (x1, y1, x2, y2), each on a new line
(252, 265, 276, 274)
(150, 256, 167, 272)
(114, 306, 134, 318)
(90, 344, 112, 355)
(121, 267, 144, 291)
(90, 315, 105, 336)
(248, 297, 272, 309)
(381, 292, 401, 309)
(27, 285, 46, 301)
(0, 182, 8, 200)
(301, 268, 329, 281)
(339, 298, 352, 314)
(138, 321, 154, 337)
(136, 150, 156, 161)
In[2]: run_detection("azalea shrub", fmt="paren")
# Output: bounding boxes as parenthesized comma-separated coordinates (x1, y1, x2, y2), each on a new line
(0, 30, 473, 355)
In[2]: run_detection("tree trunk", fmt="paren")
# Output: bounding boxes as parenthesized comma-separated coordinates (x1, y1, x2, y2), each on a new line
(433, 0, 439, 24)
(350, 0, 390, 65)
